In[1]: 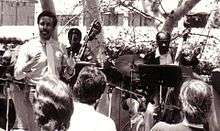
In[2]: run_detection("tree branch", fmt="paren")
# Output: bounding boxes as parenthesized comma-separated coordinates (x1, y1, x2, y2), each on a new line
(162, 0, 201, 33)
(119, 1, 163, 24)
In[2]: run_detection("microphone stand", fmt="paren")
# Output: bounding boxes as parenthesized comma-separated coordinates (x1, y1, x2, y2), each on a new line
(107, 83, 144, 98)
(0, 74, 35, 131)
(5, 74, 10, 131)
(107, 84, 113, 117)
(106, 81, 145, 131)
(129, 65, 135, 130)
(1, 72, 13, 131)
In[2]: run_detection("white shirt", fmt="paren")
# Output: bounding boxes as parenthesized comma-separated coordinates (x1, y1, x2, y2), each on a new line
(155, 48, 173, 65)
(14, 38, 66, 84)
(67, 102, 117, 131)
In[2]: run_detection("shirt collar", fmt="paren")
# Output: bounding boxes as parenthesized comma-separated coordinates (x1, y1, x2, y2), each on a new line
(40, 38, 60, 51)
(155, 47, 171, 58)
(182, 118, 204, 129)
(40, 37, 54, 46)
(74, 102, 95, 112)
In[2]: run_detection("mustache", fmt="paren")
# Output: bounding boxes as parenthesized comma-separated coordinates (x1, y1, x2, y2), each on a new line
(40, 30, 49, 34)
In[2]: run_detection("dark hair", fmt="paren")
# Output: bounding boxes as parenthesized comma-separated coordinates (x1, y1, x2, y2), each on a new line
(73, 66, 107, 105)
(180, 79, 213, 124)
(37, 10, 57, 28)
(68, 28, 82, 42)
(34, 76, 73, 130)
(156, 31, 171, 44)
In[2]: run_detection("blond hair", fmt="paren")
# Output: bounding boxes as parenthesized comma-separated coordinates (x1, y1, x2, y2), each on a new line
(180, 79, 212, 124)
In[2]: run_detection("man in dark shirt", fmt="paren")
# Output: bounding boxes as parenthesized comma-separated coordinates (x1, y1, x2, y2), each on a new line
(66, 28, 82, 58)
(144, 31, 199, 66)
(144, 31, 201, 125)
(63, 28, 94, 86)
(66, 28, 93, 61)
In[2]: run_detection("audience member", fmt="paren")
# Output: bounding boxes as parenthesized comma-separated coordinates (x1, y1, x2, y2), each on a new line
(68, 66, 117, 131)
(33, 76, 73, 131)
(151, 79, 213, 131)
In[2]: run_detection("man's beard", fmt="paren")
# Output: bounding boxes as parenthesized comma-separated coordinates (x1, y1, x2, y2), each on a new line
(40, 30, 51, 40)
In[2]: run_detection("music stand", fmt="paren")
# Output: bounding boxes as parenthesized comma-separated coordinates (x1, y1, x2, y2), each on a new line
(138, 64, 182, 88)
(138, 64, 182, 111)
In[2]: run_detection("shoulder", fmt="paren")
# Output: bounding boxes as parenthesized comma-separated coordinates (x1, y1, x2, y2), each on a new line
(19, 40, 31, 49)
(18, 39, 35, 52)
(50, 39, 67, 53)
(93, 112, 116, 131)
(97, 112, 115, 125)
(21, 38, 40, 47)
(151, 122, 189, 131)
(144, 50, 157, 64)
(145, 51, 156, 58)
(69, 103, 116, 131)
(97, 112, 115, 124)
(151, 122, 171, 131)
(26, 38, 41, 44)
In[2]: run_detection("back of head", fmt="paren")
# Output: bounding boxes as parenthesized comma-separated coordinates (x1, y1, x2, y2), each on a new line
(34, 76, 73, 131)
(37, 10, 57, 28)
(180, 79, 213, 124)
(73, 66, 107, 105)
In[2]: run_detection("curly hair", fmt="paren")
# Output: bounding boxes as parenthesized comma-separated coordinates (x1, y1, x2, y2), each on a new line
(73, 66, 107, 105)
(68, 28, 82, 42)
(179, 79, 213, 124)
(37, 10, 57, 28)
(34, 76, 73, 131)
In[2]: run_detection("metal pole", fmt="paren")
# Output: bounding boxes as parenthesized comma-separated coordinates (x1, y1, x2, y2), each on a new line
(6, 85, 10, 131)
(1, 1, 3, 25)
(108, 91, 112, 117)
(15, 1, 18, 25)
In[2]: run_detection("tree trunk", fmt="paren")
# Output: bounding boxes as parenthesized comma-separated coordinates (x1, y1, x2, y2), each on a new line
(83, 0, 105, 66)
(141, 0, 148, 13)
(162, 0, 201, 33)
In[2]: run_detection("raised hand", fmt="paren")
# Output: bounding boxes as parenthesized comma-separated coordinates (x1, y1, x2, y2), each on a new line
(67, 51, 77, 67)
(63, 51, 77, 80)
